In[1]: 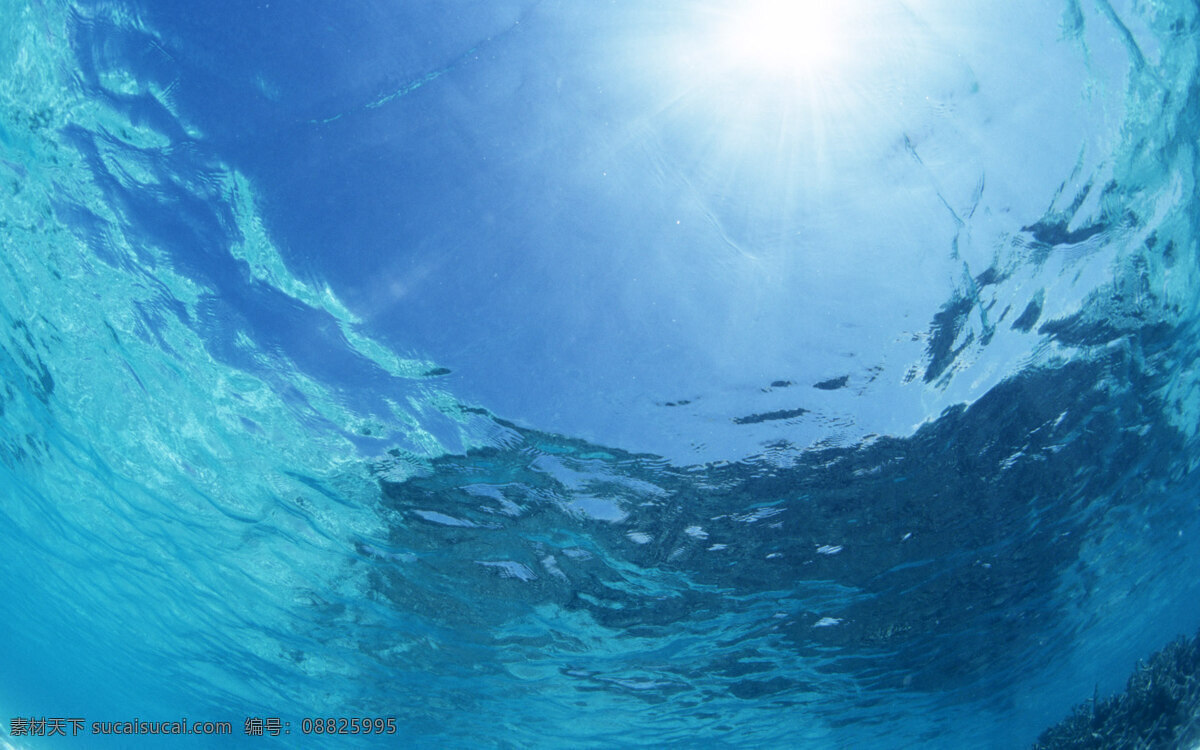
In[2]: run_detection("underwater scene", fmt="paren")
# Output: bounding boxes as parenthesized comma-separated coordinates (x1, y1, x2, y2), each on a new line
(2, 0, 1200, 747)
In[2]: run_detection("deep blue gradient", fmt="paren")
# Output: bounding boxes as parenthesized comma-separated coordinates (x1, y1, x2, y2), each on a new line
(2, 0, 1200, 747)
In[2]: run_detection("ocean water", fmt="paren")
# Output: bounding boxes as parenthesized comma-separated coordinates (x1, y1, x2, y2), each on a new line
(2, 0, 1199, 747)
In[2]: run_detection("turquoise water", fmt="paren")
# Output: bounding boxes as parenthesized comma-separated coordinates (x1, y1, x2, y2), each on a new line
(2, 0, 1200, 747)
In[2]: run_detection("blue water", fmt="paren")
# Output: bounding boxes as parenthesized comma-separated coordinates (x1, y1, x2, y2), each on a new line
(2, 0, 1200, 747)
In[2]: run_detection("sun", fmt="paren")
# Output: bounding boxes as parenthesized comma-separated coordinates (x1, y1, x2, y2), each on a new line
(715, 0, 860, 82)
(634, 0, 929, 155)
(601, 0, 955, 221)
(638, 0, 900, 174)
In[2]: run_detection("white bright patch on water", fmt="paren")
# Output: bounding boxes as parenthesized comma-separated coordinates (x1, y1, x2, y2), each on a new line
(626, 531, 653, 545)
(814, 617, 842, 628)
(476, 561, 537, 582)
(568, 495, 628, 523)
(540, 555, 568, 581)
(817, 545, 843, 555)
(734, 506, 785, 524)
(412, 510, 478, 528)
